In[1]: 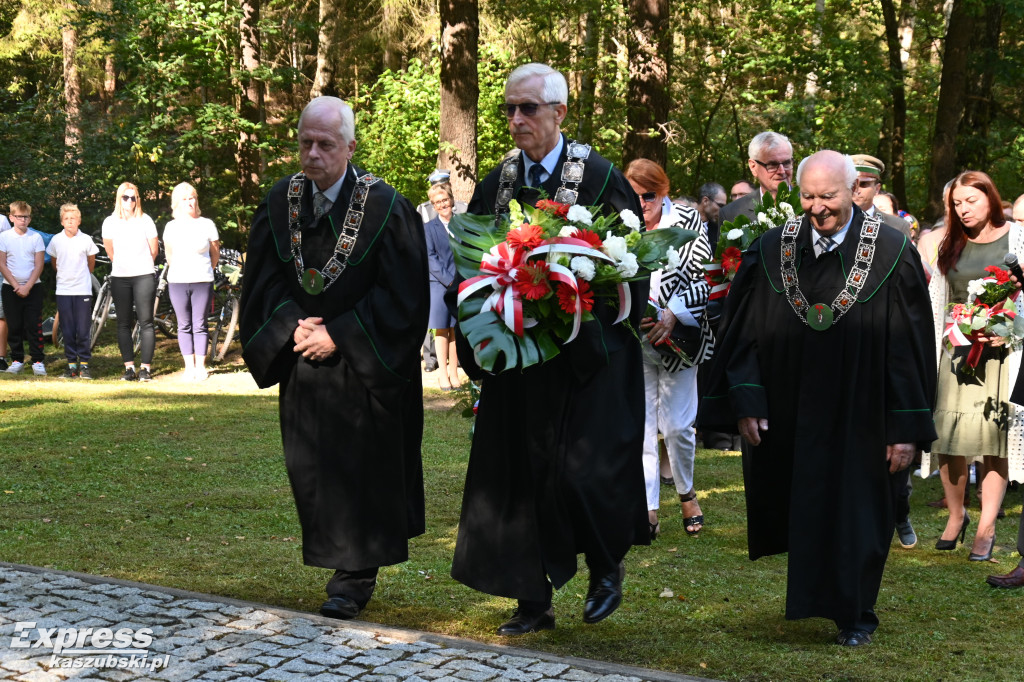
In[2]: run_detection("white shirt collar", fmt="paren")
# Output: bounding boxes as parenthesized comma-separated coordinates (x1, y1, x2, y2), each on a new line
(522, 135, 565, 184)
(316, 168, 348, 204)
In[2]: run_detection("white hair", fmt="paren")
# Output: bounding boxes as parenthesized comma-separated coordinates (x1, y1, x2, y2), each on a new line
(506, 63, 569, 105)
(748, 131, 792, 161)
(170, 182, 200, 219)
(299, 96, 355, 144)
(795, 151, 858, 187)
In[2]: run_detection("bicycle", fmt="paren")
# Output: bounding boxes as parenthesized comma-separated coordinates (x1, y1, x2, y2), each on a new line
(207, 248, 243, 363)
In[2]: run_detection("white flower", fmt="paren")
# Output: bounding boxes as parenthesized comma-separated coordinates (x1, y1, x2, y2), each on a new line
(570, 256, 596, 281)
(666, 248, 681, 270)
(780, 202, 795, 217)
(756, 212, 768, 225)
(567, 204, 594, 226)
(603, 234, 628, 261)
(616, 252, 639, 278)
(620, 209, 642, 231)
(967, 279, 987, 299)
(727, 228, 745, 241)
(558, 225, 576, 237)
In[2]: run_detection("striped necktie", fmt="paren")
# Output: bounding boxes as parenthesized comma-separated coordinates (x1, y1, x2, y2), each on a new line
(815, 235, 835, 257)
(528, 163, 545, 188)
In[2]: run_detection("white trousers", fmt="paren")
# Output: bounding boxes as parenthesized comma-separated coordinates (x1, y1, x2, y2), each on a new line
(642, 352, 699, 510)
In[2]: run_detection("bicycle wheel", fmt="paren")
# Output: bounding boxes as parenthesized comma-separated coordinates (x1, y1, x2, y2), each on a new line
(89, 281, 113, 350)
(214, 295, 239, 361)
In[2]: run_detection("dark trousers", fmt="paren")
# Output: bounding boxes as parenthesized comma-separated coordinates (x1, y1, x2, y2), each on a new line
(1, 283, 44, 363)
(326, 567, 379, 609)
(168, 282, 212, 356)
(56, 294, 93, 363)
(110, 274, 156, 364)
(891, 466, 912, 523)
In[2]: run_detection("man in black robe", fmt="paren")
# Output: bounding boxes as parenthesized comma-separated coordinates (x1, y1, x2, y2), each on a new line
(698, 150, 937, 646)
(450, 63, 649, 635)
(239, 96, 428, 620)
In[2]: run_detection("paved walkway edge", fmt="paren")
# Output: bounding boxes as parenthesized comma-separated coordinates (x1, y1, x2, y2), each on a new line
(1, 561, 716, 682)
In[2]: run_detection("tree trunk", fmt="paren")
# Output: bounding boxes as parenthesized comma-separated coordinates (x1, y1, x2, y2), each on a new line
(955, 2, 1003, 172)
(62, 16, 81, 151)
(575, 9, 600, 143)
(622, 0, 671, 167)
(880, 0, 907, 211)
(438, 0, 479, 203)
(310, 0, 341, 98)
(103, 54, 116, 107)
(236, 0, 263, 213)
(924, 0, 973, 222)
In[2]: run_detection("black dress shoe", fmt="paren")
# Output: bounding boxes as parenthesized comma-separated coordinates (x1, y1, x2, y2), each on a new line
(319, 594, 361, 620)
(835, 629, 872, 647)
(496, 607, 555, 635)
(583, 564, 624, 624)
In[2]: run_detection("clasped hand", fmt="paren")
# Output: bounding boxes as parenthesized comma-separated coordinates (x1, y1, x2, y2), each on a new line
(293, 317, 336, 362)
(640, 309, 678, 345)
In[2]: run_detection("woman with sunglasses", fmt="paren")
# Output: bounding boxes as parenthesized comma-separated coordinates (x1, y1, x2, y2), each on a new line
(101, 182, 159, 381)
(625, 159, 714, 539)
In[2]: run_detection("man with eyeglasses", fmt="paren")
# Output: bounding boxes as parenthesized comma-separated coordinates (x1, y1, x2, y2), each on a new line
(0, 202, 47, 375)
(697, 181, 728, 247)
(451, 62, 649, 636)
(849, 154, 911, 238)
(239, 96, 428, 622)
(719, 131, 797, 227)
(730, 180, 754, 203)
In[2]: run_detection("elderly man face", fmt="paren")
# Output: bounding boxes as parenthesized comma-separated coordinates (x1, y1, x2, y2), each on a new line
(505, 76, 567, 163)
(748, 143, 793, 195)
(799, 153, 854, 237)
(299, 103, 356, 190)
(852, 172, 881, 212)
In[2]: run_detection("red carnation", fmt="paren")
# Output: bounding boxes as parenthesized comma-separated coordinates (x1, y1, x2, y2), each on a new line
(556, 280, 594, 314)
(513, 261, 552, 300)
(571, 228, 603, 249)
(534, 199, 571, 219)
(507, 223, 545, 250)
(984, 265, 1011, 284)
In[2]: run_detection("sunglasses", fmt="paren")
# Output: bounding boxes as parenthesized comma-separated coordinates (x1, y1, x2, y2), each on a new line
(121, 195, 138, 202)
(500, 102, 560, 118)
(639, 192, 658, 204)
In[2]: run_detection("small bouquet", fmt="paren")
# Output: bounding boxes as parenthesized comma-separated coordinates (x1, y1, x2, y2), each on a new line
(449, 198, 697, 372)
(704, 184, 801, 299)
(943, 265, 1024, 371)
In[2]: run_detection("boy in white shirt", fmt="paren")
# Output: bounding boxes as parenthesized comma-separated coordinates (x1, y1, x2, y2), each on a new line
(47, 204, 99, 379)
(0, 201, 46, 375)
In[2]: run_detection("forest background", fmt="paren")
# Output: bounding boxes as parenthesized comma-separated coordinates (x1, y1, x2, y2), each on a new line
(1, 0, 1023, 250)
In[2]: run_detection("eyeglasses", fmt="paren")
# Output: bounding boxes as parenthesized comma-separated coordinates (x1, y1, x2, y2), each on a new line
(500, 102, 560, 118)
(121, 195, 138, 203)
(856, 178, 879, 189)
(10, 214, 30, 220)
(639, 192, 658, 204)
(753, 158, 794, 173)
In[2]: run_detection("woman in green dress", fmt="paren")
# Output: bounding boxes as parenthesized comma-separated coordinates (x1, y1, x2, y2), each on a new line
(928, 171, 1021, 561)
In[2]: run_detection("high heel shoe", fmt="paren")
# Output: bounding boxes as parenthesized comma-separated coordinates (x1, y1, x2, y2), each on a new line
(969, 535, 995, 562)
(935, 512, 970, 550)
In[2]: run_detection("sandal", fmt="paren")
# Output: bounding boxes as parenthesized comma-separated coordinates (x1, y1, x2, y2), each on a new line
(679, 490, 704, 536)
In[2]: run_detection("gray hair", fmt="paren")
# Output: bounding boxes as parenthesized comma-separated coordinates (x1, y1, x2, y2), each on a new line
(698, 182, 725, 202)
(795, 150, 858, 188)
(748, 131, 792, 161)
(506, 63, 568, 105)
(299, 96, 355, 144)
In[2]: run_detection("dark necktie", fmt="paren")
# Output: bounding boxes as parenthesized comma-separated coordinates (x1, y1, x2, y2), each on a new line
(815, 235, 835, 258)
(529, 163, 544, 188)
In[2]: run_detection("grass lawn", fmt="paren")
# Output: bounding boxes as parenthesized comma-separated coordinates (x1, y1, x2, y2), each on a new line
(2, 334, 1023, 681)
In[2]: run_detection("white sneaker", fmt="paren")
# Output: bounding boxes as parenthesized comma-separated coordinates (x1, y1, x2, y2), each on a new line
(6, 361, 24, 374)
(32, 362, 46, 376)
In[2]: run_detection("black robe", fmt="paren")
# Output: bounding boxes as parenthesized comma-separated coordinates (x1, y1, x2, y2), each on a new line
(449, 137, 651, 602)
(240, 166, 428, 572)
(698, 207, 937, 627)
